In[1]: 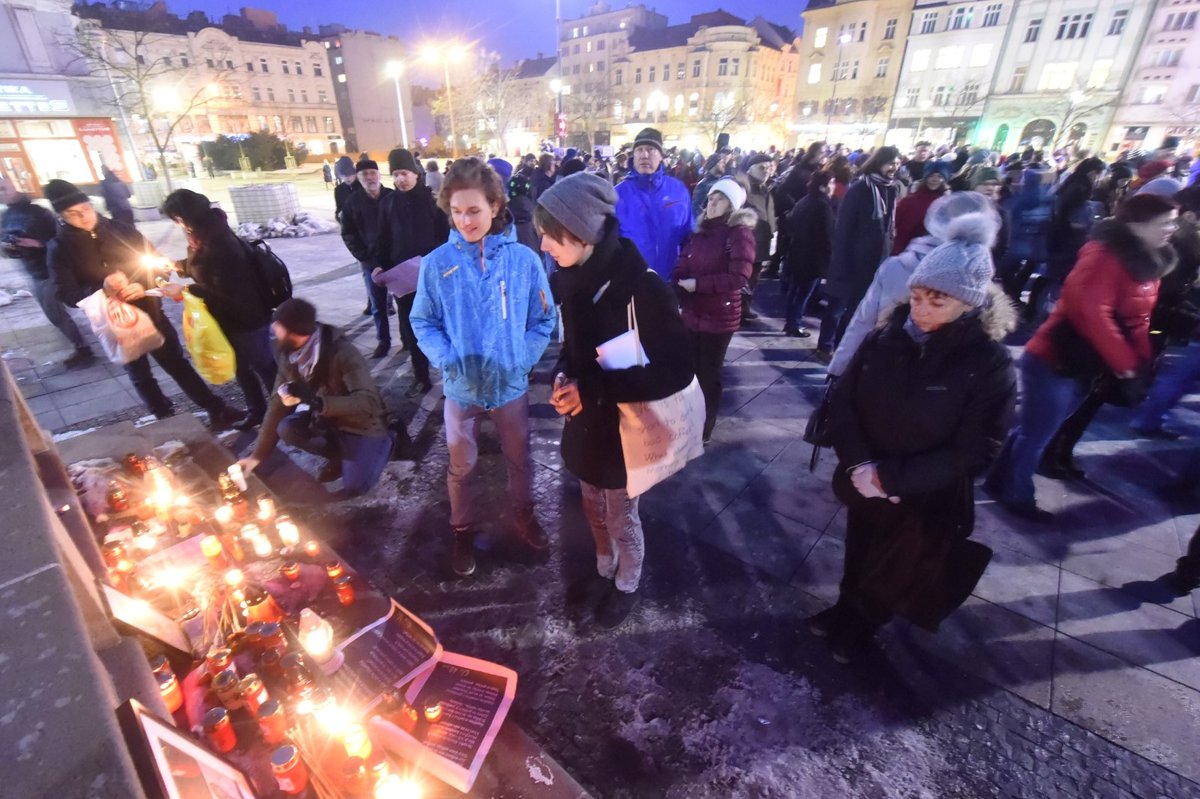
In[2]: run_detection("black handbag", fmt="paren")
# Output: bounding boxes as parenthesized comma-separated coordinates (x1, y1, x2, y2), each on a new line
(803, 381, 836, 472)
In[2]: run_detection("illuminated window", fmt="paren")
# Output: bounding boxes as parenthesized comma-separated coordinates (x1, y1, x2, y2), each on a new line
(910, 49, 930, 72)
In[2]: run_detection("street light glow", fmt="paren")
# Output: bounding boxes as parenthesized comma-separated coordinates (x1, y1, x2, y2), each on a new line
(385, 60, 405, 78)
(839, 33, 852, 44)
(549, 78, 562, 94)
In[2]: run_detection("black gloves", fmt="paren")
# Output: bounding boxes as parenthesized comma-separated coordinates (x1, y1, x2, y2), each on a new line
(1114, 376, 1149, 408)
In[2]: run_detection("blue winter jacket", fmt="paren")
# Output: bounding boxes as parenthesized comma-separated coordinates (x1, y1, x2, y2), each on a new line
(410, 223, 557, 410)
(615, 165, 693, 280)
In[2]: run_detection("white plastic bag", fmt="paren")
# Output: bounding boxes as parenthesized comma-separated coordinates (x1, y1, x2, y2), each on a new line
(77, 289, 164, 364)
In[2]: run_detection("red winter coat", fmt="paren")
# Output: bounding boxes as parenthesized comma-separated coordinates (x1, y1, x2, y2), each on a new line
(671, 208, 757, 334)
(891, 185, 947, 255)
(1027, 220, 1176, 376)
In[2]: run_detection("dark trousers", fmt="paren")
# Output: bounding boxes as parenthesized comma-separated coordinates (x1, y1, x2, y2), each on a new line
(395, 292, 430, 384)
(278, 412, 392, 496)
(1042, 384, 1106, 467)
(690, 331, 733, 439)
(837, 505, 895, 629)
(817, 293, 857, 353)
(783, 275, 821, 331)
(126, 311, 224, 416)
(32, 276, 87, 350)
(226, 325, 277, 421)
(1176, 525, 1200, 585)
(361, 263, 390, 345)
(742, 260, 767, 316)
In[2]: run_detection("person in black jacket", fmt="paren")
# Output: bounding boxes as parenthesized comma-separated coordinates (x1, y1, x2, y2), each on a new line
(332, 156, 358, 224)
(99, 166, 134, 227)
(813, 231, 1017, 663)
(1046, 157, 1105, 283)
(374, 148, 450, 397)
(160, 189, 275, 429)
(340, 159, 393, 358)
(537, 173, 694, 628)
(782, 170, 836, 338)
(44, 179, 241, 428)
(0, 177, 93, 367)
(818, 146, 901, 361)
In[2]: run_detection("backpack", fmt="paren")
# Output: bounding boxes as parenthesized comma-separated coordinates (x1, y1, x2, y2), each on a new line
(242, 238, 293, 310)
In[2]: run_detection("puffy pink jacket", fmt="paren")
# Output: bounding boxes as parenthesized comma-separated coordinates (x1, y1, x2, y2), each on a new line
(671, 208, 756, 335)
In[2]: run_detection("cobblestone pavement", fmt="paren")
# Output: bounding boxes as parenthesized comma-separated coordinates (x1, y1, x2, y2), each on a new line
(3, 177, 1199, 797)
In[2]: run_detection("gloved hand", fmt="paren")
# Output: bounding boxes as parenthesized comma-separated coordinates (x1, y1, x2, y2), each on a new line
(1114, 375, 1149, 408)
(285, 381, 323, 413)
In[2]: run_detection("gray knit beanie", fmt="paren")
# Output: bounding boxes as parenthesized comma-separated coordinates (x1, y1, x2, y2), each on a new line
(907, 213, 996, 307)
(536, 172, 617, 245)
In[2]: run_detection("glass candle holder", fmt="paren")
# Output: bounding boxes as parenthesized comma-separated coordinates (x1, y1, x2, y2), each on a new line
(257, 698, 287, 745)
(204, 707, 237, 753)
(157, 671, 182, 713)
(271, 744, 309, 795)
(334, 574, 356, 606)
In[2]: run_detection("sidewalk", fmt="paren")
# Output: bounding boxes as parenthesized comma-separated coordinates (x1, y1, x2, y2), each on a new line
(1, 215, 1199, 794)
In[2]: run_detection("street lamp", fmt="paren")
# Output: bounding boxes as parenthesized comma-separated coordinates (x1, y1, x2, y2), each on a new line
(825, 33, 853, 141)
(423, 44, 466, 157)
(549, 78, 564, 145)
(384, 61, 410, 149)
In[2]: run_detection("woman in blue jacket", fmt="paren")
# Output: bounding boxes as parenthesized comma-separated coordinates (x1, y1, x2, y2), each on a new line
(410, 159, 558, 578)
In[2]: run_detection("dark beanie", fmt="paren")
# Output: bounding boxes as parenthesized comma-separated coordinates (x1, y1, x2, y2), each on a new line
(633, 127, 664, 154)
(272, 298, 317, 336)
(537, 172, 617, 245)
(387, 148, 419, 174)
(356, 158, 379, 173)
(559, 158, 586, 178)
(334, 155, 356, 178)
(43, 179, 89, 213)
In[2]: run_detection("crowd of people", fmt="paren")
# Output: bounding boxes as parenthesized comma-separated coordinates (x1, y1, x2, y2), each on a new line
(5, 126, 1200, 643)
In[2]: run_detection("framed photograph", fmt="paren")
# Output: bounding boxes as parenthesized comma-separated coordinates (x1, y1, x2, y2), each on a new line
(100, 582, 194, 657)
(116, 699, 258, 799)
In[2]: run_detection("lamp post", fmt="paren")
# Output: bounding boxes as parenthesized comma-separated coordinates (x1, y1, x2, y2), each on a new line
(423, 44, 465, 157)
(384, 61, 409, 149)
(550, 78, 564, 146)
(825, 33, 852, 141)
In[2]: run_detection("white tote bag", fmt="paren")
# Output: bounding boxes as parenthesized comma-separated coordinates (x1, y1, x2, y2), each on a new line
(77, 289, 164, 365)
(615, 296, 706, 497)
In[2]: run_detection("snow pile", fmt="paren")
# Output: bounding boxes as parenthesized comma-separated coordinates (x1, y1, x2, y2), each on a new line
(236, 213, 338, 240)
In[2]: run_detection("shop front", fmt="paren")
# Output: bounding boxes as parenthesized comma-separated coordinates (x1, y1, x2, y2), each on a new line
(0, 78, 127, 195)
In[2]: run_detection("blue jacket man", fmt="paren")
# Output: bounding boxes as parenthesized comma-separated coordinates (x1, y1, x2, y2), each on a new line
(615, 127, 693, 281)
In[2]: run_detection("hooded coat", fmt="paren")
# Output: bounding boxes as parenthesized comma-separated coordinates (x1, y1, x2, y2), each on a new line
(1027, 219, 1177, 376)
(826, 288, 1017, 629)
(891, 184, 947, 255)
(410, 221, 557, 410)
(671, 208, 756, 335)
(174, 207, 271, 333)
(614, 164, 693, 280)
(552, 221, 695, 489)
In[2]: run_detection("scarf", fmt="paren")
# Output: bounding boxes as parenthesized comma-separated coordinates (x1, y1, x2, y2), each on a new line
(866, 172, 895, 224)
(288, 328, 322, 381)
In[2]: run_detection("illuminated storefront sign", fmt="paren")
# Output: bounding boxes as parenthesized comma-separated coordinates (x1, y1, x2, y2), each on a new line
(0, 82, 74, 116)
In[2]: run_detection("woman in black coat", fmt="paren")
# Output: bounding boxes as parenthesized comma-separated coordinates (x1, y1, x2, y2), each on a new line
(782, 170, 835, 338)
(161, 189, 275, 428)
(537, 173, 694, 626)
(812, 232, 1017, 663)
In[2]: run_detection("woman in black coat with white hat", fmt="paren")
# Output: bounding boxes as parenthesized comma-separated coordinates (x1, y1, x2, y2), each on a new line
(812, 214, 1018, 663)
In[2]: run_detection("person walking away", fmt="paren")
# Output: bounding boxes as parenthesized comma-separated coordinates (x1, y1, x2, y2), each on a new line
(506, 165, 540, 254)
(424, 161, 444, 200)
(333, 155, 358, 224)
(99, 166, 134, 227)
(996, 165, 1054, 306)
(984, 194, 1177, 521)
(45, 179, 241, 428)
(671, 177, 754, 440)
(340, 158, 394, 358)
(530, 153, 556, 202)
(538, 173, 694, 626)
(891, 161, 950, 255)
(741, 154, 775, 320)
(614, 128, 693, 282)
(829, 192, 1000, 378)
(812, 231, 1017, 663)
(322, 160, 333, 191)
(410, 159, 557, 577)
(1045, 157, 1106, 286)
(236, 299, 392, 497)
(781, 171, 837, 339)
(0, 177, 93, 368)
(375, 148, 450, 398)
(816, 146, 901, 362)
(160, 189, 276, 429)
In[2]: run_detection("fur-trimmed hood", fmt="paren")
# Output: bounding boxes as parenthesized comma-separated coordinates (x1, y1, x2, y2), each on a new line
(696, 206, 757, 232)
(877, 283, 1018, 342)
(1088, 218, 1177, 282)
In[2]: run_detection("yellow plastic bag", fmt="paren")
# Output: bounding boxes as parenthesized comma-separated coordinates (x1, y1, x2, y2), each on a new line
(182, 291, 236, 384)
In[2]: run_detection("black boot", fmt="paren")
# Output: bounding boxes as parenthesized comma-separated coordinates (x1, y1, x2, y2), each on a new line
(451, 526, 476, 577)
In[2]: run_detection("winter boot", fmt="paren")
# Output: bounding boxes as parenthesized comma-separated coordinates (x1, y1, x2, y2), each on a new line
(451, 525, 476, 577)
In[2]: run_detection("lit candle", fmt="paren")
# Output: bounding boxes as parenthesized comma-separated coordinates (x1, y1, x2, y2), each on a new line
(200, 535, 225, 567)
(334, 574, 355, 606)
(256, 495, 275, 523)
(276, 517, 300, 548)
(343, 723, 372, 760)
(227, 463, 248, 492)
(374, 774, 423, 799)
(281, 561, 301, 582)
(224, 568, 245, 588)
(303, 540, 320, 558)
(298, 608, 343, 672)
(158, 671, 183, 713)
(252, 535, 273, 558)
(214, 504, 234, 527)
(422, 698, 443, 724)
(325, 560, 345, 580)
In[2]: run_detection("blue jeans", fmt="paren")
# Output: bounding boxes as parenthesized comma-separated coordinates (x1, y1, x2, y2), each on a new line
(278, 413, 392, 497)
(1131, 343, 1200, 432)
(985, 352, 1088, 506)
(361, 263, 390, 345)
(226, 325, 277, 421)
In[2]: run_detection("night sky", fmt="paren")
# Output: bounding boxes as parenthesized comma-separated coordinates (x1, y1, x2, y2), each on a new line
(180, 0, 808, 76)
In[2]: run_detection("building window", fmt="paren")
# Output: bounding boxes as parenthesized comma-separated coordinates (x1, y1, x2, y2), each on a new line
(206, 58, 215, 68)
(1186, 85, 1200, 104)
(1038, 62, 1078, 91)
(910, 49, 930, 72)
(290, 116, 302, 132)
(571, 26, 578, 38)
(318, 90, 328, 103)
(689, 92, 699, 115)
(812, 27, 828, 47)
(1153, 49, 1184, 68)
(588, 63, 595, 73)
(582, 25, 588, 35)
(635, 68, 642, 83)
(932, 85, 949, 106)
(1087, 59, 1112, 88)
(256, 115, 267, 131)
(731, 58, 740, 76)
(677, 62, 684, 79)
(615, 69, 623, 85)
(246, 61, 254, 72)
(936, 46, 964, 70)
(306, 116, 317, 133)
(226, 60, 234, 69)
(959, 81, 980, 106)
(252, 87, 262, 102)
(337, 74, 347, 83)
(662, 63, 669, 81)
(180, 54, 189, 67)
(613, 100, 623, 118)
(288, 89, 295, 102)
(295, 61, 303, 75)
(561, 46, 569, 58)
(849, 60, 859, 79)
(572, 44, 580, 55)
(982, 4, 1002, 27)
(807, 63, 821, 83)
(1141, 85, 1168, 104)
(259, 58, 269, 72)
(267, 88, 275, 101)
(598, 39, 606, 51)
(649, 66, 655, 82)
(324, 116, 335, 133)
(949, 8, 971, 30)
(272, 115, 283, 133)
(1055, 13, 1093, 40)
(1009, 65, 1027, 92)
(875, 57, 888, 78)
(586, 41, 592, 53)
(970, 44, 993, 68)
(572, 64, 580, 75)
(1024, 18, 1042, 43)
(631, 97, 641, 120)
(883, 18, 897, 39)
(334, 56, 343, 65)
(692, 60, 701, 78)
(163, 56, 172, 66)
(1107, 9, 1129, 36)
(718, 58, 728, 77)
(858, 22, 868, 41)
(314, 64, 323, 77)
(1164, 11, 1198, 31)
(902, 87, 919, 108)
(920, 12, 938, 34)
(598, 61, 605, 71)
(282, 61, 290, 74)
(301, 90, 308, 102)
